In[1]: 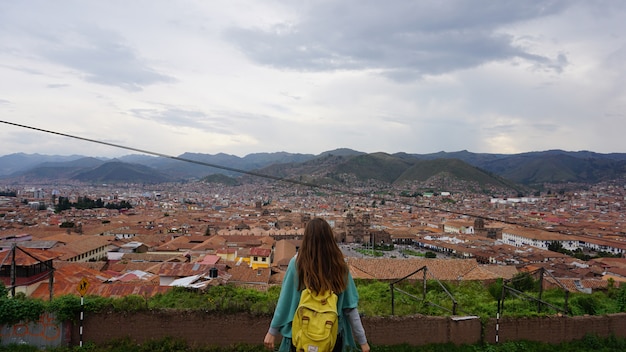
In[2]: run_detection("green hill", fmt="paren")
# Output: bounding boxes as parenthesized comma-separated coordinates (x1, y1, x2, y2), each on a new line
(333, 152, 415, 183)
(201, 173, 241, 186)
(396, 158, 518, 189)
(484, 154, 626, 184)
(72, 161, 171, 183)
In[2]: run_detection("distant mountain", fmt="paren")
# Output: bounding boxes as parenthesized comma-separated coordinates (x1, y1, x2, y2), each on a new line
(1, 149, 625, 186)
(72, 161, 172, 184)
(241, 153, 358, 185)
(334, 152, 415, 183)
(411, 149, 626, 185)
(117, 154, 161, 166)
(246, 152, 522, 193)
(12, 157, 106, 180)
(145, 152, 245, 179)
(318, 148, 366, 158)
(0, 153, 90, 176)
(396, 158, 518, 189)
(398, 150, 509, 165)
(117, 151, 317, 179)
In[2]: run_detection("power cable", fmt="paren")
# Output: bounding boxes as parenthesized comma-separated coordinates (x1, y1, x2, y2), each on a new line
(0, 120, 358, 193)
(0, 120, 433, 205)
(0, 119, 587, 233)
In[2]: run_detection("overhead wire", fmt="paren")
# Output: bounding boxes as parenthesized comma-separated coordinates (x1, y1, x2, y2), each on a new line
(0, 119, 576, 233)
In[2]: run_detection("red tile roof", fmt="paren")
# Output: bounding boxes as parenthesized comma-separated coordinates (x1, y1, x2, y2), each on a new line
(345, 258, 479, 281)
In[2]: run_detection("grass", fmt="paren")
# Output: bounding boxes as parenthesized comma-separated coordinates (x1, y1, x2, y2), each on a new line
(2, 334, 625, 352)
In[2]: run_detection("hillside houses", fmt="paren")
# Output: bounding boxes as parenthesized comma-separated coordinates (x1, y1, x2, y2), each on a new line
(3, 229, 530, 300)
(2, 178, 626, 301)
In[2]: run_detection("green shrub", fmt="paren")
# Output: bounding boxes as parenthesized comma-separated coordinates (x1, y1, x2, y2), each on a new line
(0, 296, 45, 325)
(424, 251, 437, 258)
(616, 285, 626, 312)
(3, 278, 626, 328)
(112, 294, 148, 312)
(509, 272, 537, 292)
(570, 294, 600, 315)
(0, 282, 8, 299)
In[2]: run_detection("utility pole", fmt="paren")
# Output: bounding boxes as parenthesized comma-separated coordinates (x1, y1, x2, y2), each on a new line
(10, 243, 16, 297)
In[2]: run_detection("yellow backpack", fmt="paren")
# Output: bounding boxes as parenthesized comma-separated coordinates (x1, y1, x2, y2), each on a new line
(292, 288, 339, 352)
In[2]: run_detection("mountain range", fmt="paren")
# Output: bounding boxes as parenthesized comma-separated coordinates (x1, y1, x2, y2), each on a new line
(1, 149, 625, 192)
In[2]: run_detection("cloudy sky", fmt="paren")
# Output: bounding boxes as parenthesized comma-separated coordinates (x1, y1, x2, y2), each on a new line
(1, 0, 625, 158)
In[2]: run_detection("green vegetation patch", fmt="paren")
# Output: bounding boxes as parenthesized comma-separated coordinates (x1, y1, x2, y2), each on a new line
(2, 334, 625, 352)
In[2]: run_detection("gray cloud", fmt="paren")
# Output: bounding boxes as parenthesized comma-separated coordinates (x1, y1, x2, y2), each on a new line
(128, 106, 269, 136)
(531, 122, 559, 133)
(1, 0, 625, 157)
(46, 84, 70, 89)
(0, 63, 44, 76)
(0, 3, 174, 92)
(484, 123, 519, 134)
(38, 27, 174, 91)
(225, 0, 572, 79)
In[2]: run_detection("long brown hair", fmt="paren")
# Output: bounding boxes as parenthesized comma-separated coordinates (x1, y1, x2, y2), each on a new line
(296, 217, 348, 294)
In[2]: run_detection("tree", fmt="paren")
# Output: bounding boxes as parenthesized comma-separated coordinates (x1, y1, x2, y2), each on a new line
(510, 272, 537, 292)
(548, 241, 564, 252)
(55, 197, 71, 213)
(488, 278, 504, 300)
(0, 281, 8, 299)
(60, 221, 75, 228)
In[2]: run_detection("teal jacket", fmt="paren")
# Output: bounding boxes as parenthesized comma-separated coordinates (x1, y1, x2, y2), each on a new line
(269, 256, 360, 352)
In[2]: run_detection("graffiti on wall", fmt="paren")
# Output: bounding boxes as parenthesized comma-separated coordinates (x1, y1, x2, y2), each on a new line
(0, 312, 66, 347)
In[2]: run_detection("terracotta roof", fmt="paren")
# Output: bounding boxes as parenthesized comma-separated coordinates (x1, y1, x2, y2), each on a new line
(155, 235, 207, 251)
(544, 276, 611, 292)
(33, 280, 171, 299)
(197, 254, 221, 265)
(29, 262, 114, 299)
(606, 266, 626, 278)
(462, 265, 518, 281)
(250, 247, 271, 256)
(38, 235, 113, 261)
(273, 240, 298, 268)
(107, 261, 164, 274)
(502, 227, 574, 241)
(0, 247, 59, 266)
(345, 258, 479, 281)
(158, 262, 215, 277)
(589, 257, 626, 269)
(216, 248, 237, 254)
(54, 260, 107, 271)
(224, 261, 271, 285)
(347, 263, 376, 280)
(120, 252, 187, 262)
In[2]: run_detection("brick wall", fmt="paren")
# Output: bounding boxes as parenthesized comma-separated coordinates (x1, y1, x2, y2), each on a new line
(67, 311, 626, 348)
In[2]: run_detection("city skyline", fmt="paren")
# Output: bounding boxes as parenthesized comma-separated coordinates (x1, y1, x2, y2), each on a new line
(1, 1, 625, 158)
